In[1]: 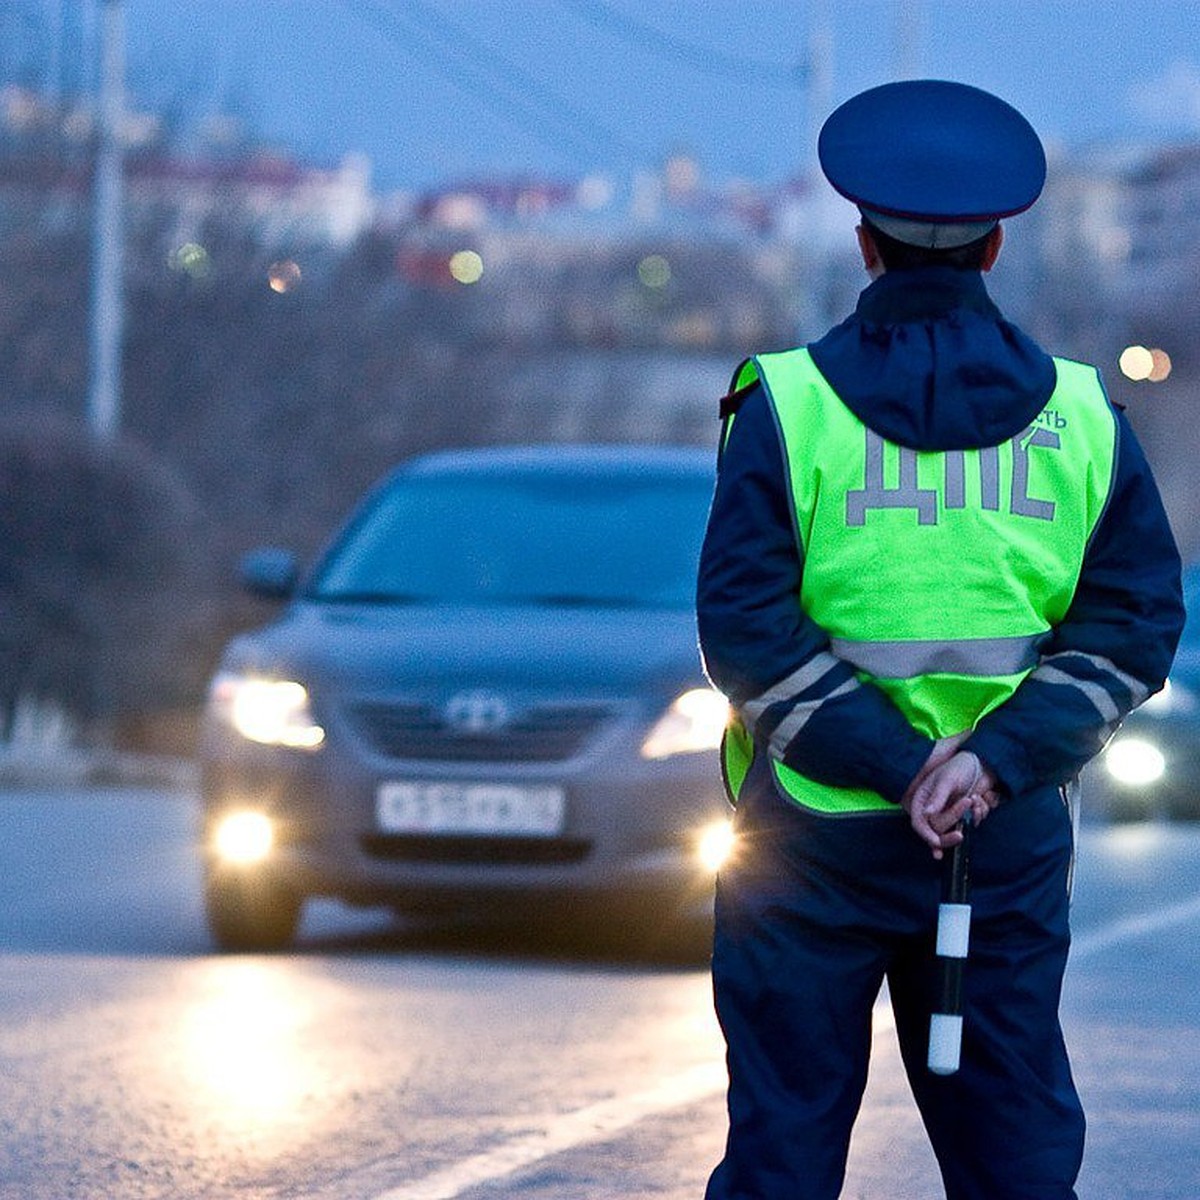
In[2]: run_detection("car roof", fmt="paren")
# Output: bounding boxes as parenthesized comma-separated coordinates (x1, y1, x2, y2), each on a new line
(400, 444, 715, 480)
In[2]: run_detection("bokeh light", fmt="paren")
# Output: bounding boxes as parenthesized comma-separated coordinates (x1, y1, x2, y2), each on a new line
(638, 254, 671, 289)
(449, 249, 484, 284)
(1119, 344, 1172, 382)
(1118, 345, 1153, 380)
(267, 259, 302, 293)
(168, 242, 211, 279)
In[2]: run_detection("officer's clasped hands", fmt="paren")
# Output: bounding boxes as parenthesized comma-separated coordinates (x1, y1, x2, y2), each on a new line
(902, 736, 1000, 859)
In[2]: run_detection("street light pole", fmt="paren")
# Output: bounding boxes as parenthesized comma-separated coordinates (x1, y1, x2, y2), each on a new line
(87, 0, 124, 441)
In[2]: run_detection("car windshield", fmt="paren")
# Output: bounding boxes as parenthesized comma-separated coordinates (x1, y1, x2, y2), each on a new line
(309, 470, 712, 609)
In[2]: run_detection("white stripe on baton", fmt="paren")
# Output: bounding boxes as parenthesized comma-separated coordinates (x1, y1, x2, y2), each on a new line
(928, 814, 973, 1075)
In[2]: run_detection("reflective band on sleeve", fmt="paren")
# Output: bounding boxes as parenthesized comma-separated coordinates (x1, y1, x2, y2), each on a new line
(935, 902, 972, 958)
(829, 634, 1044, 679)
(767, 677, 859, 758)
(1032, 664, 1122, 725)
(741, 652, 845, 734)
(1039, 651, 1152, 708)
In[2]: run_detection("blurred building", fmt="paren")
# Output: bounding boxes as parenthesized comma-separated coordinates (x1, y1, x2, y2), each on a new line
(0, 84, 374, 249)
(1, 75, 1195, 497)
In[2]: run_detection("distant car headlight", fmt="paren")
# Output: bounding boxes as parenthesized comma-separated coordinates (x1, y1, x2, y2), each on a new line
(1103, 736, 1166, 786)
(207, 672, 325, 749)
(641, 687, 730, 759)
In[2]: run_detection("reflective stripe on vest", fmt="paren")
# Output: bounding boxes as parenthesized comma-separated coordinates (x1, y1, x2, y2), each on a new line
(722, 349, 1117, 815)
(829, 633, 1045, 678)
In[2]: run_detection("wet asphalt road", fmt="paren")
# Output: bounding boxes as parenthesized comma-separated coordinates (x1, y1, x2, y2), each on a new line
(0, 786, 1198, 1199)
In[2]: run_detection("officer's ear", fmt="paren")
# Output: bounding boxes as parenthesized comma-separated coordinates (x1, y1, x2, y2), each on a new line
(980, 224, 1004, 272)
(856, 224, 885, 279)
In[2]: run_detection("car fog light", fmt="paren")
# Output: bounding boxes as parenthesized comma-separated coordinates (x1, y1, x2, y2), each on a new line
(213, 810, 275, 865)
(697, 818, 735, 873)
(1103, 737, 1166, 786)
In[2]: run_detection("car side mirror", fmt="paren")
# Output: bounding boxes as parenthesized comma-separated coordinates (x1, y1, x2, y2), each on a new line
(239, 547, 299, 600)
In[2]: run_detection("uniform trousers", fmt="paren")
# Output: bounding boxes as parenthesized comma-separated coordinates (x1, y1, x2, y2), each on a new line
(705, 762, 1085, 1200)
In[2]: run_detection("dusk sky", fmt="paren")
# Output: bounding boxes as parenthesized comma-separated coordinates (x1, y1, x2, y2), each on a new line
(86, 1, 1200, 190)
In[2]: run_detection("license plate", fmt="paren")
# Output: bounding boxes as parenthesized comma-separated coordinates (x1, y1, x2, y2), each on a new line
(375, 781, 566, 837)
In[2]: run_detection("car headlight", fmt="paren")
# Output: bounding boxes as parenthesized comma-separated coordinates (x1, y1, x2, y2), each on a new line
(1103, 735, 1166, 786)
(641, 687, 730, 759)
(208, 672, 325, 749)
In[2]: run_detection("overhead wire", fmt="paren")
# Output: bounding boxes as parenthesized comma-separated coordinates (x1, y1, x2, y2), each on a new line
(343, 0, 641, 167)
(555, 0, 808, 85)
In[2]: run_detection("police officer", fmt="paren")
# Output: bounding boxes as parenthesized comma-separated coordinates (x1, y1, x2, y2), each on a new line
(697, 80, 1185, 1200)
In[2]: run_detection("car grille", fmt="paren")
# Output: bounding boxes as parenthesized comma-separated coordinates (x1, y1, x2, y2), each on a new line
(360, 834, 591, 865)
(345, 701, 612, 763)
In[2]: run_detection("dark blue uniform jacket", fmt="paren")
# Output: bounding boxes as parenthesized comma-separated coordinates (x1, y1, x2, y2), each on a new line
(697, 266, 1185, 804)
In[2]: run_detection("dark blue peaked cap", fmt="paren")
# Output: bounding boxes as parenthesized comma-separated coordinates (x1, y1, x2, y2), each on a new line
(818, 80, 1046, 230)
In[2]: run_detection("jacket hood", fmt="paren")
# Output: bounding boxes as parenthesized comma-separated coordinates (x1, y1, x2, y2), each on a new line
(808, 267, 1056, 452)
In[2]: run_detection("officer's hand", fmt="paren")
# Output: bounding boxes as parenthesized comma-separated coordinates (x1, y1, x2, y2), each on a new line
(902, 750, 998, 860)
(902, 733, 968, 825)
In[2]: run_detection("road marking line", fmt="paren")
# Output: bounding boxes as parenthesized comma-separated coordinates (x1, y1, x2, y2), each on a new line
(366, 1005, 898, 1200)
(372, 1059, 727, 1200)
(1071, 892, 1200, 959)
(360, 898, 1200, 1200)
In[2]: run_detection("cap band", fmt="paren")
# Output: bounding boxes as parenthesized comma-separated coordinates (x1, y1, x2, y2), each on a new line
(861, 209, 998, 249)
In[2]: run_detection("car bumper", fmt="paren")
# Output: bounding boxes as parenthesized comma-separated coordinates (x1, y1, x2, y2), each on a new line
(199, 734, 730, 916)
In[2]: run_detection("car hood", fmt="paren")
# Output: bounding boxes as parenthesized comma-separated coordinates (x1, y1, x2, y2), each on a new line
(221, 600, 707, 699)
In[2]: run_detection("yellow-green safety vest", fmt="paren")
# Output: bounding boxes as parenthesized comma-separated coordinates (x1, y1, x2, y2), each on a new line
(721, 348, 1117, 814)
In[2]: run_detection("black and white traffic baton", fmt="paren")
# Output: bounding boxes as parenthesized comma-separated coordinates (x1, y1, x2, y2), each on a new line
(928, 810, 973, 1076)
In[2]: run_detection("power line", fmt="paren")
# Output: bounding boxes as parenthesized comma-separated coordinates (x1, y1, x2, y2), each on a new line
(556, 0, 808, 85)
(344, 0, 640, 168)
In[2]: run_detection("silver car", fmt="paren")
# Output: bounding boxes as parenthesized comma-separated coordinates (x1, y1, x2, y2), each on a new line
(199, 445, 732, 951)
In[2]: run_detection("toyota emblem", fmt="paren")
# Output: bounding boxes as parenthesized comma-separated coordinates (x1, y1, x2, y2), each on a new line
(442, 690, 511, 734)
